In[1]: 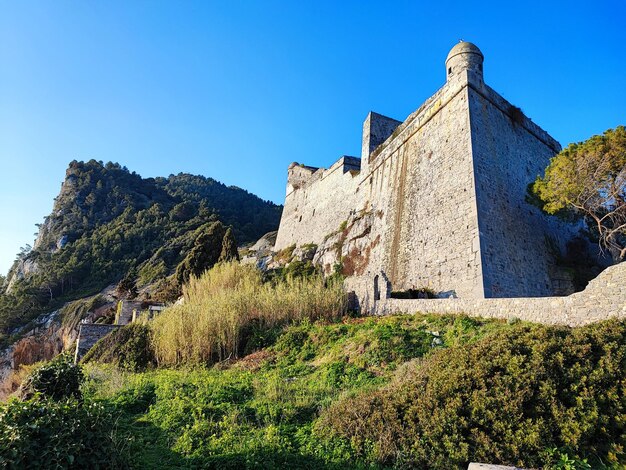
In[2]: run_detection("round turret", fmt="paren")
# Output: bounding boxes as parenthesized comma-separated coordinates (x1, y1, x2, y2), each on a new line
(445, 41, 483, 81)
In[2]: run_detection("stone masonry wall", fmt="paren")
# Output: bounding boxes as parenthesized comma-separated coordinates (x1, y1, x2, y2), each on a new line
(274, 43, 592, 302)
(274, 157, 364, 251)
(74, 323, 120, 361)
(117, 300, 143, 325)
(468, 81, 580, 297)
(369, 81, 484, 298)
(371, 262, 626, 327)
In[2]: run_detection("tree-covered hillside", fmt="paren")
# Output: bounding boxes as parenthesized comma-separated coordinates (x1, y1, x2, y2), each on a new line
(0, 160, 282, 343)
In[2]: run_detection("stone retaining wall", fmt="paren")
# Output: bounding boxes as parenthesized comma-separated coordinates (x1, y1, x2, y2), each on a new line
(74, 323, 120, 362)
(371, 262, 625, 327)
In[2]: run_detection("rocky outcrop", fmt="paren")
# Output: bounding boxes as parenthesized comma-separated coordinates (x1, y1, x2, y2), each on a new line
(5, 256, 39, 293)
(250, 230, 278, 254)
(0, 309, 65, 398)
(241, 231, 278, 270)
(244, 211, 379, 277)
(0, 285, 118, 399)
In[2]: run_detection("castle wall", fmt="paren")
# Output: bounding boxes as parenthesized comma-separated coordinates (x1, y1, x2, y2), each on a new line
(361, 79, 484, 298)
(468, 83, 579, 297)
(274, 42, 596, 307)
(371, 261, 626, 327)
(274, 157, 364, 251)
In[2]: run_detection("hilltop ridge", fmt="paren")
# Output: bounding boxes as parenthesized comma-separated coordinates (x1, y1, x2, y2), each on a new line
(1, 159, 282, 344)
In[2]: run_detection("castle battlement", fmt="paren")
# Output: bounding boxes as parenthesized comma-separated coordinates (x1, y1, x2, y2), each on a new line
(275, 42, 584, 304)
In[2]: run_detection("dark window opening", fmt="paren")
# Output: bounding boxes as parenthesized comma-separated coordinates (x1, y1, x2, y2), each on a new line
(448, 67, 452, 75)
(374, 275, 380, 301)
(390, 288, 437, 299)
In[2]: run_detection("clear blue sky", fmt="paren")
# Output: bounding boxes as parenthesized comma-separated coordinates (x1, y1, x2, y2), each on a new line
(1, 1, 625, 276)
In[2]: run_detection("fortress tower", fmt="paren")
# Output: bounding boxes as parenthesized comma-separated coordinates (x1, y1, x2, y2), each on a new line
(274, 42, 580, 306)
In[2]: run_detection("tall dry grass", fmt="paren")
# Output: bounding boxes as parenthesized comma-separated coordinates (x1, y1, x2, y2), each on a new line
(151, 262, 347, 366)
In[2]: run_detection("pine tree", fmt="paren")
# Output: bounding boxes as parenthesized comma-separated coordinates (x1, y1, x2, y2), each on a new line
(219, 227, 240, 263)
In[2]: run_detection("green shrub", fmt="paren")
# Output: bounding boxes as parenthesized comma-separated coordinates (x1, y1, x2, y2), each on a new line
(317, 320, 626, 469)
(20, 353, 84, 401)
(60, 295, 107, 331)
(0, 398, 127, 469)
(81, 323, 156, 372)
(542, 447, 592, 470)
(77, 314, 514, 468)
(175, 221, 229, 285)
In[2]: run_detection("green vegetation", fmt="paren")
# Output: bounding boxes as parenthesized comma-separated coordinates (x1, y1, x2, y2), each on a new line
(0, 398, 127, 469)
(3, 353, 124, 468)
(174, 221, 233, 285)
(532, 125, 626, 261)
(3, 308, 626, 468)
(273, 243, 296, 264)
(77, 313, 517, 469)
(19, 353, 84, 401)
(319, 319, 626, 469)
(152, 262, 346, 365)
(82, 323, 156, 372)
(3, 263, 625, 468)
(0, 160, 282, 345)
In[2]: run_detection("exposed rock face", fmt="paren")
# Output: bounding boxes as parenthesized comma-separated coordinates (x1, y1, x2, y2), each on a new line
(241, 231, 278, 270)
(292, 244, 317, 263)
(0, 285, 118, 399)
(313, 211, 378, 277)
(0, 309, 65, 399)
(5, 256, 39, 293)
(250, 231, 278, 255)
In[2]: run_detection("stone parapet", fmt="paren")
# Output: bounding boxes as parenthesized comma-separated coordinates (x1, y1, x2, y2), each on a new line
(370, 263, 625, 327)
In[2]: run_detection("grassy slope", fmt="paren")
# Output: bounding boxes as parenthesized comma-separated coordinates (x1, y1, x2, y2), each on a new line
(82, 314, 514, 469)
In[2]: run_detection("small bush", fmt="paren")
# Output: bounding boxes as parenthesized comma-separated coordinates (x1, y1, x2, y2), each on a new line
(0, 397, 127, 469)
(19, 353, 84, 401)
(264, 260, 318, 283)
(82, 323, 156, 372)
(317, 320, 626, 469)
(274, 244, 296, 264)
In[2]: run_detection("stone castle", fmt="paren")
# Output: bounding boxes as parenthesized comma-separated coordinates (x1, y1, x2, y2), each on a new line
(274, 41, 585, 310)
